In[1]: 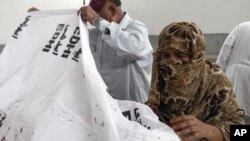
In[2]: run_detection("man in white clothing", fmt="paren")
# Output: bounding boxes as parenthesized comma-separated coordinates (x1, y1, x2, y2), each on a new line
(216, 21, 250, 124)
(79, 0, 153, 103)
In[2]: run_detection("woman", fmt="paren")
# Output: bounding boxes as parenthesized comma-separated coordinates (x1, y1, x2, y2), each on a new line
(146, 21, 245, 141)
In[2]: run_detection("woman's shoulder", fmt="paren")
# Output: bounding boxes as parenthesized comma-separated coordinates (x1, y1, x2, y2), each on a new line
(204, 59, 232, 89)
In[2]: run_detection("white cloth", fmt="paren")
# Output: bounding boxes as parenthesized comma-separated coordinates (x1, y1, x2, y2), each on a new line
(89, 13, 153, 103)
(216, 21, 250, 116)
(0, 9, 180, 141)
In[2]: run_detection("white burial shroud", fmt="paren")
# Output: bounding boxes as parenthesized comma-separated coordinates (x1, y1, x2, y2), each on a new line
(0, 9, 180, 141)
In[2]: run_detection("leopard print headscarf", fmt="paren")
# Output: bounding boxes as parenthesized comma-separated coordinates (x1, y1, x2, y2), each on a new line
(147, 22, 206, 111)
(146, 22, 245, 141)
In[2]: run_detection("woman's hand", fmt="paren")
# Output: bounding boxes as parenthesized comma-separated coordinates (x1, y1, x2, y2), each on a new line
(170, 115, 223, 141)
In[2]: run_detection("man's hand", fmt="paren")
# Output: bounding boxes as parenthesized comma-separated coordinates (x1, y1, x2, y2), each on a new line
(78, 6, 99, 25)
(28, 7, 39, 12)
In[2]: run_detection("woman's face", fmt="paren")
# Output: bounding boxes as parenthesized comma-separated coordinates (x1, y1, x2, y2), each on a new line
(160, 47, 191, 64)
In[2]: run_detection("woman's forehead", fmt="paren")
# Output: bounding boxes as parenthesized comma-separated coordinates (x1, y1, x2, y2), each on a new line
(158, 43, 189, 54)
(162, 47, 180, 52)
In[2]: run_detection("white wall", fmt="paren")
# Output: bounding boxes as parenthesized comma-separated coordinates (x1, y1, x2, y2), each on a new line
(122, 0, 250, 35)
(0, 0, 250, 44)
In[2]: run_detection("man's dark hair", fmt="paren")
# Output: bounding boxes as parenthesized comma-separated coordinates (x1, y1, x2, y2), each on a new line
(109, 0, 121, 6)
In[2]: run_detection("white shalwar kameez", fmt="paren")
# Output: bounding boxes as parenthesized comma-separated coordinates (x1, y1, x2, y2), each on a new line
(88, 13, 153, 103)
(216, 22, 250, 117)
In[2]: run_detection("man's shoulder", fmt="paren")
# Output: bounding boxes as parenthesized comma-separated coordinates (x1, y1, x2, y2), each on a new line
(124, 13, 146, 27)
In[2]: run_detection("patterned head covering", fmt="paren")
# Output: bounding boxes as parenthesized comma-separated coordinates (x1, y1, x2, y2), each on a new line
(156, 22, 206, 88)
(146, 21, 245, 140)
(157, 21, 205, 60)
(147, 21, 206, 113)
(90, 0, 107, 12)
